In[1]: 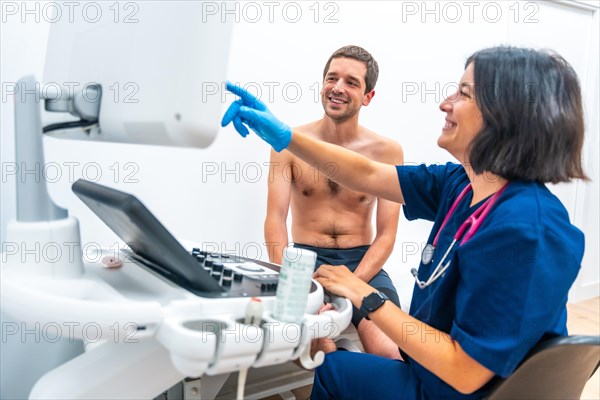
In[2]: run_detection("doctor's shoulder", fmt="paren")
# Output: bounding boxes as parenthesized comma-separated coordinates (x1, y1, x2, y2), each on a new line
(489, 181, 584, 256)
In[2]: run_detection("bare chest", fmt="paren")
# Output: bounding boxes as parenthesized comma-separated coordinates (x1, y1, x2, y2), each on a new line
(288, 160, 375, 206)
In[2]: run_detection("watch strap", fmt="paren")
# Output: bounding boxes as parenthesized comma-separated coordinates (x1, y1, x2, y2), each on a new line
(360, 291, 389, 320)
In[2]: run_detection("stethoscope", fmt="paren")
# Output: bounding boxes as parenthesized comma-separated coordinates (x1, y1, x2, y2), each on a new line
(411, 182, 510, 289)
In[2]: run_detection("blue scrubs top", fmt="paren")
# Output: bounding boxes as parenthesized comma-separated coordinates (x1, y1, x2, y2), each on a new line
(397, 163, 584, 398)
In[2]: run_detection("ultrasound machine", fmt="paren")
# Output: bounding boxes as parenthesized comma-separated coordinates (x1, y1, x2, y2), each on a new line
(0, 3, 351, 399)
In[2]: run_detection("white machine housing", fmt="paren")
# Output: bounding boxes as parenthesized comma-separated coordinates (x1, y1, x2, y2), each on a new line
(43, 2, 232, 147)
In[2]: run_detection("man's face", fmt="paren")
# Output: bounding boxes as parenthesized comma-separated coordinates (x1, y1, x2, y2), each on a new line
(321, 57, 374, 122)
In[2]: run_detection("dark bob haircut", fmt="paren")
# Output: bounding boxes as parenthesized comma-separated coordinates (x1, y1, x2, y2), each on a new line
(323, 45, 379, 94)
(466, 46, 587, 183)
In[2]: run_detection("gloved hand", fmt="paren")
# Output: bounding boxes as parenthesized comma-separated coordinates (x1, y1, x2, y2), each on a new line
(221, 82, 292, 152)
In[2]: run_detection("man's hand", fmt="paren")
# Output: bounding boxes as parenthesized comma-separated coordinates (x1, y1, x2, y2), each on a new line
(221, 82, 292, 152)
(318, 302, 335, 314)
(314, 264, 374, 307)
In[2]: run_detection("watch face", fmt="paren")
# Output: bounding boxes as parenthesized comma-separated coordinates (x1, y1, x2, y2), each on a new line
(364, 291, 387, 311)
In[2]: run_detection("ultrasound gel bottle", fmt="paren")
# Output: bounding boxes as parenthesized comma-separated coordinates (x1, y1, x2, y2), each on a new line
(273, 247, 317, 323)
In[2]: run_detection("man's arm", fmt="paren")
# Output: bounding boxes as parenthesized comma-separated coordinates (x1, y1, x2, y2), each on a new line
(264, 149, 292, 264)
(353, 142, 404, 282)
(353, 198, 400, 282)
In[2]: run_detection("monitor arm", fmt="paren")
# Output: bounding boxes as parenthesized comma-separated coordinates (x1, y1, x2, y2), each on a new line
(14, 75, 68, 222)
(3, 75, 102, 278)
(13, 75, 101, 221)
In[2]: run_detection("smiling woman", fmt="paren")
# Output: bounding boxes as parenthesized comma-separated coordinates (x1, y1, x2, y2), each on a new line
(222, 46, 588, 399)
(437, 63, 484, 164)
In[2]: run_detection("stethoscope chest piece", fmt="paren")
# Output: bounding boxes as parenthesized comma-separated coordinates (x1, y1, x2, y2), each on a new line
(421, 243, 435, 265)
(412, 182, 510, 289)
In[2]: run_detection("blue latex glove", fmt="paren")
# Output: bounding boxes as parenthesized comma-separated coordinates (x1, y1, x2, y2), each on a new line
(221, 82, 292, 152)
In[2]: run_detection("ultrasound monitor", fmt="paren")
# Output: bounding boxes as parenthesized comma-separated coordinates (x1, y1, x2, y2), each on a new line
(43, 2, 233, 147)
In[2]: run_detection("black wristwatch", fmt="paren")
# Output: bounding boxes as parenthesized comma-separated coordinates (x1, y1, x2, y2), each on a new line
(360, 291, 389, 320)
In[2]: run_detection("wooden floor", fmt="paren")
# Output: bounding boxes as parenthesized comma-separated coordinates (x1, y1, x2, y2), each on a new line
(261, 297, 600, 400)
(567, 297, 600, 400)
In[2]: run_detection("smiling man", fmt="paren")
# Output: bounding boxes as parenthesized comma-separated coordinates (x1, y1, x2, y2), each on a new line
(265, 45, 404, 358)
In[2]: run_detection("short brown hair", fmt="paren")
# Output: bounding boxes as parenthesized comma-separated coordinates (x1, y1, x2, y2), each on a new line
(322, 45, 379, 93)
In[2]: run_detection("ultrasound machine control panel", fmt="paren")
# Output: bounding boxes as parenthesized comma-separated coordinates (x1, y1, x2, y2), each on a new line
(187, 249, 280, 293)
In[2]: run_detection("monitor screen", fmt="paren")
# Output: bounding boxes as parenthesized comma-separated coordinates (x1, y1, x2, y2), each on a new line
(72, 178, 225, 294)
(43, 1, 233, 148)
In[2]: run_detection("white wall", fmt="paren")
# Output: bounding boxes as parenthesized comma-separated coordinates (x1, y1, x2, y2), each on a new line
(1, 1, 599, 397)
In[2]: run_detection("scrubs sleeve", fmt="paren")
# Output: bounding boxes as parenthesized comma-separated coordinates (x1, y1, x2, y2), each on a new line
(450, 222, 581, 377)
(396, 163, 465, 221)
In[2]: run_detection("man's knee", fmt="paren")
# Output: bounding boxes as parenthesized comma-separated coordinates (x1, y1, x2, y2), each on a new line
(357, 318, 380, 342)
(357, 318, 401, 359)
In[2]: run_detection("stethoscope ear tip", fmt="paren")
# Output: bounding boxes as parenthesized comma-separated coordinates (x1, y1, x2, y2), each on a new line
(410, 268, 418, 277)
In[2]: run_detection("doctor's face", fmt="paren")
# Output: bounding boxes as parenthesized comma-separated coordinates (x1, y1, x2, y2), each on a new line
(438, 63, 483, 163)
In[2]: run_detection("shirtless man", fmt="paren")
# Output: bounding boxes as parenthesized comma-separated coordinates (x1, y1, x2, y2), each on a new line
(265, 46, 403, 358)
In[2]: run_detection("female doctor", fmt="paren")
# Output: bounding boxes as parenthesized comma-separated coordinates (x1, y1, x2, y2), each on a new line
(222, 46, 587, 399)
